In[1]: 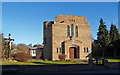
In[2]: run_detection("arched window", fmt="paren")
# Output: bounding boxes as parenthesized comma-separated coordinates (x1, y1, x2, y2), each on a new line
(75, 26, 78, 36)
(67, 25, 70, 36)
(71, 24, 74, 36)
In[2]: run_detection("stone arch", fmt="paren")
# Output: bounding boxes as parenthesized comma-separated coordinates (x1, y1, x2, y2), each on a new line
(62, 40, 84, 59)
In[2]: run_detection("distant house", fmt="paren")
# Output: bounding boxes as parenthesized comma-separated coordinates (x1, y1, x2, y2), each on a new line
(29, 47, 37, 57)
(29, 46, 43, 59)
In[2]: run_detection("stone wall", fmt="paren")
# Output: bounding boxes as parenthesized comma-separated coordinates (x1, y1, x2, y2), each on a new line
(43, 21, 53, 60)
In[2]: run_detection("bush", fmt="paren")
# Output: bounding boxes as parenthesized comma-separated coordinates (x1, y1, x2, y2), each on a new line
(14, 51, 29, 62)
(11, 53, 17, 59)
(59, 54, 66, 61)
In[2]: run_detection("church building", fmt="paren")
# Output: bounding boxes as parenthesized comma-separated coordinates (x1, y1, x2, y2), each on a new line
(43, 15, 92, 60)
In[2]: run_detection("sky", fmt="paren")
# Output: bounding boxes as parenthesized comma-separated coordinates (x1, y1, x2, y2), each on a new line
(2, 2, 118, 45)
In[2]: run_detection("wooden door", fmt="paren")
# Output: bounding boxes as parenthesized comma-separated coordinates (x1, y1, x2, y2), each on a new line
(69, 48, 74, 58)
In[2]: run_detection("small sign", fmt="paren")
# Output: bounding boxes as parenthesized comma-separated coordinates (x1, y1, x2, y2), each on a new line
(72, 40, 76, 44)
(88, 48, 91, 52)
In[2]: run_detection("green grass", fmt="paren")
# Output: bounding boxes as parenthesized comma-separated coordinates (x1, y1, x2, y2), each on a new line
(2, 58, 120, 65)
(2, 59, 76, 65)
(107, 59, 120, 62)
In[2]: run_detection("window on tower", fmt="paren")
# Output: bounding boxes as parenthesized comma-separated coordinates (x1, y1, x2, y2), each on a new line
(67, 25, 70, 36)
(75, 26, 78, 37)
(57, 48, 58, 53)
(71, 24, 74, 36)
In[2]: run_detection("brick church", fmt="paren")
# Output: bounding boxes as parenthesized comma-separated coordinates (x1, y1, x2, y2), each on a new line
(43, 15, 92, 60)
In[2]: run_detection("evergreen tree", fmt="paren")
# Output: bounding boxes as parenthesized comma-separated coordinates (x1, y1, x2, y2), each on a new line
(110, 23, 120, 57)
(97, 18, 110, 47)
(97, 18, 110, 58)
(110, 23, 120, 43)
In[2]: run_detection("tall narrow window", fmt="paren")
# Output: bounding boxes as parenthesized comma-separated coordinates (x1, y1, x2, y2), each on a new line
(87, 48, 88, 52)
(62, 42, 65, 54)
(71, 24, 74, 36)
(67, 25, 70, 36)
(75, 26, 78, 36)
(60, 48, 61, 53)
(57, 48, 58, 53)
(84, 48, 86, 53)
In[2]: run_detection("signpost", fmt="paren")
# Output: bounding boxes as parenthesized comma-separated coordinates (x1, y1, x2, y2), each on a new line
(4, 34, 14, 58)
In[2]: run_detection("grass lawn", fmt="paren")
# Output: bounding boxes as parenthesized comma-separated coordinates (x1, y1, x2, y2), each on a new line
(2, 59, 76, 65)
(107, 59, 120, 62)
(92, 58, 120, 64)
(2, 58, 120, 65)
(92, 56, 120, 64)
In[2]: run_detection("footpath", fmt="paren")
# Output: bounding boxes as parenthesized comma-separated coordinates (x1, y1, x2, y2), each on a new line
(1, 63, 120, 73)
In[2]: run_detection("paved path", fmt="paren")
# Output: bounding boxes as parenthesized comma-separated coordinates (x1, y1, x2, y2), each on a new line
(2, 69, 120, 75)
(1, 63, 120, 75)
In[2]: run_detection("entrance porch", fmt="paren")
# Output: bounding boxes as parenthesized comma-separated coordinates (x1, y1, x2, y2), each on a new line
(69, 47, 79, 59)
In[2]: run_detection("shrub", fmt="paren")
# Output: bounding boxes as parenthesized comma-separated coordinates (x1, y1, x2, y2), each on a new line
(45, 59, 48, 61)
(11, 53, 17, 59)
(15, 51, 29, 62)
(66, 59, 70, 62)
(59, 54, 66, 61)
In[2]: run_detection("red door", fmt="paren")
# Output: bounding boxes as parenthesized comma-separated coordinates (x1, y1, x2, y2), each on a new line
(69, 48, 74, 58)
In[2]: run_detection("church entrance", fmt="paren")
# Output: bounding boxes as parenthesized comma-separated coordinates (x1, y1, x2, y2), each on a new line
(69, 47, 78, 59)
